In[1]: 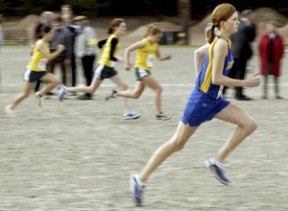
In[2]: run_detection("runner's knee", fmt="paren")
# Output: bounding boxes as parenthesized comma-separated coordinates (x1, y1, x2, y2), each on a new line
(131, 90, 142, 99)
(170, 135, 187, 152)
(154, 86, 163, 94)
(242, 118, 257, 135)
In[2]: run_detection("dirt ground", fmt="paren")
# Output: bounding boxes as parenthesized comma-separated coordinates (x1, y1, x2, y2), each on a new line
(1, 46, 288, 211)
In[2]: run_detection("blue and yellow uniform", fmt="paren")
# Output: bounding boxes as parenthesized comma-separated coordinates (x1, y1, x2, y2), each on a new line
(182, 35, 234, 126)
(134, 38, 158, 80)
(23, 39, 49, 82)
(95, 34, 119, 80)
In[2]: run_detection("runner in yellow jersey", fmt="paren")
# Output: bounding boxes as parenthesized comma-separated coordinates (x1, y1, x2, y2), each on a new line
(106, 25, 172, 120)
(58, 18, 140, 120)
(4, 26, 65, 116)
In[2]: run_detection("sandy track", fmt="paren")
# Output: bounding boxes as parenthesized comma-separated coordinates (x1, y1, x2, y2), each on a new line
(0, 47, 288, 211)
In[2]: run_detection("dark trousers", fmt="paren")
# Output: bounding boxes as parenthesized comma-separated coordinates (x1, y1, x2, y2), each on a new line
(48, 50, 67, 85)
(71, 53, 77, 87)
(34, 79, 41, 92)
(223, 56, 248, 98)
(81, 55, 95, 97)
(263, 63, 280, 96)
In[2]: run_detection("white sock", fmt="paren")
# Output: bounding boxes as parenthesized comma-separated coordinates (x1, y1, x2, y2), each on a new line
(211, 158, 224, 169)
(134, 174, 146, 187)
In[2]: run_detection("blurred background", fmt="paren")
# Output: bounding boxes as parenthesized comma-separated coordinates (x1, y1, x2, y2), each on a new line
(0, 0, 287, 46)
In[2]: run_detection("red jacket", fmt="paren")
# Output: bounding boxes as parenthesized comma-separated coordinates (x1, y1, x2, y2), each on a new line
(258, 33, 284, 77)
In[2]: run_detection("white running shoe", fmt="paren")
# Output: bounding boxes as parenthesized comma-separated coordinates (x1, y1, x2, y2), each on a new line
(205, 158, 231, 185)
(58, 85, 67, 102)
(4, 105, 15, 117)
(35, 92, 44, 108)
(123, 112, 141, 120)
(130, 174, 145, 206)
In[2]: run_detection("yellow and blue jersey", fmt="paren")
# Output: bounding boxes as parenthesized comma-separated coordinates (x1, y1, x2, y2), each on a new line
(195, 35, 234, 99)
(181, 35, 233, 126)
(27, 39, 49, 72)
(135, 38, 158, 71)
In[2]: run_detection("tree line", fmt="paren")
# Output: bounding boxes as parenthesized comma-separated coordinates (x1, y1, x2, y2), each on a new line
(0, 0, 287, 19)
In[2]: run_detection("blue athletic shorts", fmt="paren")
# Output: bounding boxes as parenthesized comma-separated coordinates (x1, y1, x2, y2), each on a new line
(181, 89, 230, 127)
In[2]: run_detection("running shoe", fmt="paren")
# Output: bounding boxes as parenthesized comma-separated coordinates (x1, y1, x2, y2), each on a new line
(123, 112, 141, 120)
(130, 174, 145, 206)
(4, 105, 15, 117)
(205, 158, 231, 185)
(58, 85, 67, 102)
(156, 112, 171, 121)
(35, 92, 44, 108)
(105, 89, 117, 101)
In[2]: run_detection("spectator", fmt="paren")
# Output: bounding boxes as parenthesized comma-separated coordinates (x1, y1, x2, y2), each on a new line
(258, 21, 285, 99)
(34, 11, 54, 43)
(62, 12, 79, 89)
(224, 9, 256, 100)
(48, 16, 72, 93)
(61, 4, 73, 16)
(73, 16, 97, 100)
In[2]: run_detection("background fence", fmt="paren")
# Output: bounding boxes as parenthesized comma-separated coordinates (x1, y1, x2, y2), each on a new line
(3, 28, 30, 45)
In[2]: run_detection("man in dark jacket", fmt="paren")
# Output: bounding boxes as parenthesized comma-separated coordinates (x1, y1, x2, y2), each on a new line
(224, 10, 256, 100)
(48, 16, 72, 90)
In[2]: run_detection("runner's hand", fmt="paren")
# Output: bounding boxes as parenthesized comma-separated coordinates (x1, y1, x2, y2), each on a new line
(244, 73, 261, 87)
(57, 44, 65, 52)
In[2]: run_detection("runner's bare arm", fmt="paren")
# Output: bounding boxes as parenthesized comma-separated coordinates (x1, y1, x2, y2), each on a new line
(38, 42, 65, 61)
(194, 43, 209, 77)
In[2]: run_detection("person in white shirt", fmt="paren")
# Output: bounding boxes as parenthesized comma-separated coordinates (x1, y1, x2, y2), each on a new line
(73, 16, 97, 100)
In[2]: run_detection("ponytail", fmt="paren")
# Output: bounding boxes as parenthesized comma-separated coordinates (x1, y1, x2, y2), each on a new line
(207, 25, 216, 44)
(107, 27, 113, 34)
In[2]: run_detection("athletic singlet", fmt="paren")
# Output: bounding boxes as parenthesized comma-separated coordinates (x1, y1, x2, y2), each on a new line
(27, 39, 49, 72)
(98, 34, 120, 67)
(135, 38, 158, 71)
(195, 35, 234, 99)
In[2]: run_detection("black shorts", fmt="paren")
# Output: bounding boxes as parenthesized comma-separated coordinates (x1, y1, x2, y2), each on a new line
(23, 69, 47, 83)
(94, 64, 118, 80)
(134, 67, 151, 81)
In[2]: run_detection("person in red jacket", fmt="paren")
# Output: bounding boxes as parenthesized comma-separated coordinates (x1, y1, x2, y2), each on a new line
(258, 21, 285, 99)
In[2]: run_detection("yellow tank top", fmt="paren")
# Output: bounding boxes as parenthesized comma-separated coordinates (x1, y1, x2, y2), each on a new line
(27, 39, 49, 72)
(135, 38, 158, 71)
(98, 34, 120, 67)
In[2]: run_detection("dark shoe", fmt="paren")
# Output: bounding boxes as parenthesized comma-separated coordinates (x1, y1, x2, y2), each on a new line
(70, 92, 77, 96)
(156, 112, 171, 121)
(46, 92, 54, 96)
(237, 95, 252, 101)
(105, 89, 117, 101)
(78, 94, 92, 100)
